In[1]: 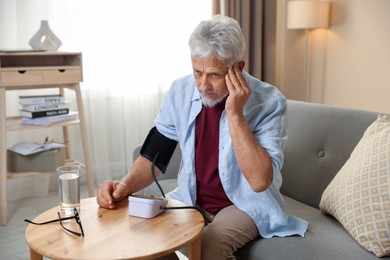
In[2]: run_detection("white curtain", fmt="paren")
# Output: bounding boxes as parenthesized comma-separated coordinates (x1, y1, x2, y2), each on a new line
(1, 0, 211, 185)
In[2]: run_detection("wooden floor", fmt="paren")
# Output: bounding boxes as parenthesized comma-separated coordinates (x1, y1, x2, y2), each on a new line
(0, 184, 187, 260)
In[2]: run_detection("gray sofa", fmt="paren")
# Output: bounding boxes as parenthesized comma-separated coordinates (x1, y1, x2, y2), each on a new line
(134, 100, 386, 259)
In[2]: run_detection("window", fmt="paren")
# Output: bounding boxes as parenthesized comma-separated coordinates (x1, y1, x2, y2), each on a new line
(49, 0, 212, 94)
(0, 0, 212, 182)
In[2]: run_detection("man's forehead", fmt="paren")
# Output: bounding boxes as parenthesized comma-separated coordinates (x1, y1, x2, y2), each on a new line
(191, 56, 228, 71)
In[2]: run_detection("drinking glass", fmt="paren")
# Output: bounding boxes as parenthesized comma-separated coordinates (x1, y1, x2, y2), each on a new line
(57, 165, 80, 215)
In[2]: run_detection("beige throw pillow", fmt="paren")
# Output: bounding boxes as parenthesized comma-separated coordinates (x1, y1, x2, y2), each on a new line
(319, 114, 390, 257)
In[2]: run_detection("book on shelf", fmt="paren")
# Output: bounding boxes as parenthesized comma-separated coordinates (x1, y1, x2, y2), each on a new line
(8, 141, 66, 156)
(20, 108, 69, 119)
(21, 111, 79, 126)
(21, 101, 70, 112)
(19, 94, 65, 105)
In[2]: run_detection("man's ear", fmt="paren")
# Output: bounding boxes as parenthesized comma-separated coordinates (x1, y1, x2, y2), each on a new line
(238, 60, 245, 71)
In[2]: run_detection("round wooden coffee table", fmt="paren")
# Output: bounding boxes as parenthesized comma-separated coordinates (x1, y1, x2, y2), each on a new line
(25, 196, 204, 260)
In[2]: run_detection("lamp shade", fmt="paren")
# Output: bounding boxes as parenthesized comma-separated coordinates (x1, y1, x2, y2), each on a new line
(287, 0, 330, 29)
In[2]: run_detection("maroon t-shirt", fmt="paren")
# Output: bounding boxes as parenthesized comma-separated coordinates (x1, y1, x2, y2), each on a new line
(195, 101, 233, 215)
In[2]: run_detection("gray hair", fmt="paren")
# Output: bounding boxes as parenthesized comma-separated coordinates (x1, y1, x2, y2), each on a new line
(188, 15, 246, 66)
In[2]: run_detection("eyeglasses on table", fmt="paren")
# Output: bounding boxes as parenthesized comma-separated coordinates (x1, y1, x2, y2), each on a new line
(24, 207, 85, 237)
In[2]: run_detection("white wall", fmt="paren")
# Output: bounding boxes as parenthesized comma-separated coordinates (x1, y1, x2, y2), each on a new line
(276, 0, 390, 114)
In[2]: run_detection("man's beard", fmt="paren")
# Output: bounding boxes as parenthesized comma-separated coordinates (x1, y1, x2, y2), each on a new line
(199, 91, 229, 107)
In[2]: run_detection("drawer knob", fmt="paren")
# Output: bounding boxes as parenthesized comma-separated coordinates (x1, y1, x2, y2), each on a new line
(59, 69, 66, 73)
(18, 70, 26, 74)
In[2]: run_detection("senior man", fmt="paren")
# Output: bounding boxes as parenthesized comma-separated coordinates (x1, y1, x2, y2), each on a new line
(97, 15, 308, 260)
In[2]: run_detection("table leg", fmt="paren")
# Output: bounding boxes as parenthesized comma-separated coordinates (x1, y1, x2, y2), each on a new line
(188, 236, 201, 260)
(30, 248, 43, 260)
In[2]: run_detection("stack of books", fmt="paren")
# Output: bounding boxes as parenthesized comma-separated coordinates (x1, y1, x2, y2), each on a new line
(19, 94, 79, 126)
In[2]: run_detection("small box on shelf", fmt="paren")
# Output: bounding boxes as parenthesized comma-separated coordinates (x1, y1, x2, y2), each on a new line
(7, 148, 65, 172)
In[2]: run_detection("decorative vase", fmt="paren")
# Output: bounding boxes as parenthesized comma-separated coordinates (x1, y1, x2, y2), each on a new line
(29, 20, 62, 51)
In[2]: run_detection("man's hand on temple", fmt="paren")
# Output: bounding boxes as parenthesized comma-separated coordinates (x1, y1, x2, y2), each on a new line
(225, 63, 251, 118)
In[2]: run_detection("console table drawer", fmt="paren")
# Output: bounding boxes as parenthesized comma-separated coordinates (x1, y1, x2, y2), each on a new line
(1, 70, 43, 85)
(43, 68, 82, 83)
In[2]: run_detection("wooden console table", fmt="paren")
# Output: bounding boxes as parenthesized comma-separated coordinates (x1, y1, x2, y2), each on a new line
(0, 51, 95, 225)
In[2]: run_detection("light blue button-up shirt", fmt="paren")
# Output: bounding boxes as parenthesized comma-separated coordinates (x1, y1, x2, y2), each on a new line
(154, 71, 308, 238)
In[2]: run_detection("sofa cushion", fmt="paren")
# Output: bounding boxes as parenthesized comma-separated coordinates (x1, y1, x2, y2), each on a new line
(235, 196, 379, 260)
(281, 100, 377, 209)
(319, 114, 390, 257)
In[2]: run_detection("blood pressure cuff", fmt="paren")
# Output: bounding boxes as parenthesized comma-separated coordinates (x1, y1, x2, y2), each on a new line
(140, 127, 178, 173)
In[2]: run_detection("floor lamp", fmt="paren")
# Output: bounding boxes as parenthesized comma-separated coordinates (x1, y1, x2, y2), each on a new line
(287, 0, 330, 101)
